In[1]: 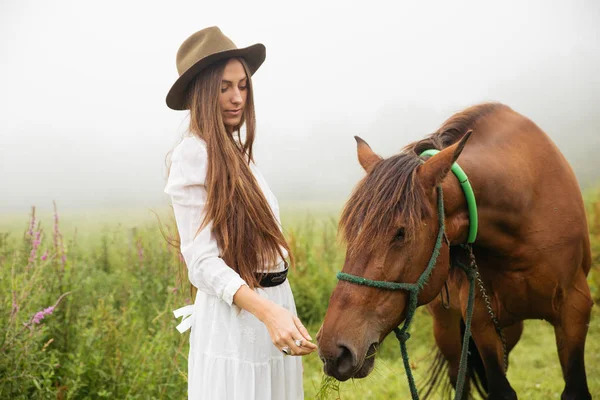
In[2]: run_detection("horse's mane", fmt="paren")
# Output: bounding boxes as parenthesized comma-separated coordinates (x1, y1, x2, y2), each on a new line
(339, 103, 506, 254)
(408, 102, 507, 155)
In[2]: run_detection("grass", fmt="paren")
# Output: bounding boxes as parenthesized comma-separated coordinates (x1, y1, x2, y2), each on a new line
(0, 193, 598, 399)
(301, 307, 600, 399)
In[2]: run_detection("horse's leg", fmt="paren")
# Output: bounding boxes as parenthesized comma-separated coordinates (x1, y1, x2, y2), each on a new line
(504, 321, 524, 368)
(552, 271, 592, 400)
(466, 300, 517, 400)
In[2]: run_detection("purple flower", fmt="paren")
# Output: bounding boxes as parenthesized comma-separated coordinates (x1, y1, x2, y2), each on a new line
(41, 251, 48, 261)
(30, 306, 55, 325)
(31, 312, 44, 325)
(28, 231, 42, 263)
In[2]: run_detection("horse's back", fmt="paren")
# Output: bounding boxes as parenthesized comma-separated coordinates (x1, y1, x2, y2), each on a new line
(462, 105, 590, 275)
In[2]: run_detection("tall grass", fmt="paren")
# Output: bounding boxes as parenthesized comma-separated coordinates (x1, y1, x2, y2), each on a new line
(0, 205, 189, 399)
(1, 192, 599, 399)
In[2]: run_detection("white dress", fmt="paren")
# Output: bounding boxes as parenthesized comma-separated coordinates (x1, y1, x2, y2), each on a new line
(164, 135, 304, 400)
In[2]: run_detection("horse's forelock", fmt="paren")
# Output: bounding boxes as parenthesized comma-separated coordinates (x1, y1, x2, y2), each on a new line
(339, 154, 432, 257)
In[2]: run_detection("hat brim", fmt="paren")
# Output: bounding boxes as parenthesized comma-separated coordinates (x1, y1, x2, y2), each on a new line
(166, 43, 266, 110)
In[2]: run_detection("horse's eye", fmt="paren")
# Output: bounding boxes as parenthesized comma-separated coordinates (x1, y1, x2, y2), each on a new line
(394, 228, 405, 242)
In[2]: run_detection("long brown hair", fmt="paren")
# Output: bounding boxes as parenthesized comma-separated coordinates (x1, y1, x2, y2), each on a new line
(185, 57, 291, 289)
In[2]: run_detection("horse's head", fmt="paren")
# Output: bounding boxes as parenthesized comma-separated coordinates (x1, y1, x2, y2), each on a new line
(317, 133, 471, 381)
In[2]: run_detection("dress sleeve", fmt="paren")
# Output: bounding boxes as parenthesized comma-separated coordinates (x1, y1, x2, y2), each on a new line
(164, 137, 247, 306)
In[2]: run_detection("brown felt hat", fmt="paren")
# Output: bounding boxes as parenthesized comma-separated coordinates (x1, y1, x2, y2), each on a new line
(166, 26, 266, 110)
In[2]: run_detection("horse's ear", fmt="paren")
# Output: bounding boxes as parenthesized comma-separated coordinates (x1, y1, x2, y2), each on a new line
(419, 130, 473, 189)
(355, 136, 383, 173)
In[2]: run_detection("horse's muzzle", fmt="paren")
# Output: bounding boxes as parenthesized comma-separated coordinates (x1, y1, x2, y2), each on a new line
(321, 341, 378, 381)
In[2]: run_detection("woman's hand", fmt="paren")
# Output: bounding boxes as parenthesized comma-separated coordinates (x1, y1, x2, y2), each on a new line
(233, 285, 317, 356)
(259, 303, 318, 356)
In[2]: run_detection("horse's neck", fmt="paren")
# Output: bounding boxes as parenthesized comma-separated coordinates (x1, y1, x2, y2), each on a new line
(442, 162, 519, 262)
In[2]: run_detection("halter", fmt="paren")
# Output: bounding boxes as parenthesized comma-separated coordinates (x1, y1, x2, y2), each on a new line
(336, 152, 479, 400)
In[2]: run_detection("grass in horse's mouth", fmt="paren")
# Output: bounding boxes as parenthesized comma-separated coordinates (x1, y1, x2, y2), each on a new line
(315, 375, 341, 400)
(365, 342, 379, 360)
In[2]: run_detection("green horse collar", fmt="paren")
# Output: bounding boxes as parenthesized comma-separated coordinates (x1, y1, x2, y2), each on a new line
(419, 149, 478, 243)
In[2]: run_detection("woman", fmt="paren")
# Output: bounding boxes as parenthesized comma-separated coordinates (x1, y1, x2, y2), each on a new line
(164, 27, 317, 399)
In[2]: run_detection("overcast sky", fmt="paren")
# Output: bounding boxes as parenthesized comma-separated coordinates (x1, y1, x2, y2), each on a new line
(1, 0, 599, 214)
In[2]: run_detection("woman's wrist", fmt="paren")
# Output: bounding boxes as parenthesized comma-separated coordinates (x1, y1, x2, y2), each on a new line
(233, 285, 275, 322)
(253, 297, 275, 323)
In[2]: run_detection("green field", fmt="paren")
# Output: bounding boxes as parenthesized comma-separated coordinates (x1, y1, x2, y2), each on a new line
(1, 193, 599, 399)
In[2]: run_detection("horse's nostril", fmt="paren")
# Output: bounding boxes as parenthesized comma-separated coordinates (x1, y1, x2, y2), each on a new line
(336, 344, 356, 377)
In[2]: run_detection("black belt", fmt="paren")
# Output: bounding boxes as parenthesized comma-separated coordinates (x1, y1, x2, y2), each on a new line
(257, 264, 289, 287)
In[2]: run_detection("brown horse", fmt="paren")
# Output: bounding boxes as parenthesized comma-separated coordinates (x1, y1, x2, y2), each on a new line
(317, 103, 593, 399)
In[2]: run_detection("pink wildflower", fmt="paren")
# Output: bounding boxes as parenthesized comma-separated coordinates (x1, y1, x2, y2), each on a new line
(41, 251, 48, 261)
(28, 231, 42, 264)
(30, 306, 55, 325)
(25, 292, 71, 328)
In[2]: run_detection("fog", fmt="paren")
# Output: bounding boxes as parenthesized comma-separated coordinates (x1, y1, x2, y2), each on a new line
(1, 0, 599, 214)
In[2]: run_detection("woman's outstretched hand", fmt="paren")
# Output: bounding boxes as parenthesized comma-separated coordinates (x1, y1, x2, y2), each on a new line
(260, 303, 318, 356)
(233, 285, 317, 356)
